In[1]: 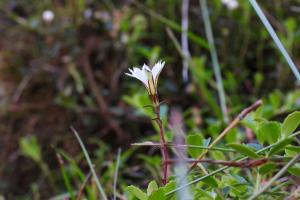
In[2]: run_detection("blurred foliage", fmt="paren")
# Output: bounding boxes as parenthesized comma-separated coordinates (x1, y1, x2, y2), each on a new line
(0, 0, 300, 199)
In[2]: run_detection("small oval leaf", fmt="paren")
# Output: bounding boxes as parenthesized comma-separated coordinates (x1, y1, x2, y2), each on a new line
(202, 176, 218, 188)
(286, 145, 300, 153)
(257, 121, 281, 144)
(127, 185, 148, 200)
(288, 166, 300, 177)
(282, 111, 300, 137)
(269, 138, 294, 156)
(258, 162, 277, 175)
(147, 181, 158, 196)
(187, 134, 204, 158)
(227, 144, 260, 159)
(149, 188, 165, 200)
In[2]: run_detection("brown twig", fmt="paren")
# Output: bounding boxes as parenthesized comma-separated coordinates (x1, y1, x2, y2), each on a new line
(189, 99, 263, 171)
(167, 158, 273, 168)
(12, 73, 32, 103)
(76, 171, 92, 200)
(131, 142, 235, 152)
(79, 37, 122, 137)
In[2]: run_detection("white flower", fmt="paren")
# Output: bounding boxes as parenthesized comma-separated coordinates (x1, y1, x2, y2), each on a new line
(126, 61, 165, 95)
(42, 10, 54, 23)
(222, 0, 239, 10)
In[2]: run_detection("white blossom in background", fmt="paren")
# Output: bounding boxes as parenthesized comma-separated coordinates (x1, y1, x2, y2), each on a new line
(125, 61, 165, 96)
(222, 0, 239, 10)
(42, 10, 54, 23)
(84, 9, 93, 19)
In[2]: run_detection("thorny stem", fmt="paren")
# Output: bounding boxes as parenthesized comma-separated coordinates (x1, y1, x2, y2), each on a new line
(151, 94, 169, 185)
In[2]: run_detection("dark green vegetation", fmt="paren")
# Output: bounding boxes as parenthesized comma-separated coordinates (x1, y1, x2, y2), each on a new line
(1, 0, 300, 199)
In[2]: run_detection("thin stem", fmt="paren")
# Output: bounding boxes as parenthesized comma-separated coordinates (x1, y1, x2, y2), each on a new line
(249, 0, 300, 82)
(189, 100, 262, 170)
(200, 0, 228, 123)
(248, 153, 300, 200)
(254, 170, 261, 194)
(56, 153, 75, 200)
(152, 95, 169, 184)
(76, 172, 92, 200)
(166, 131, 300, 195)
(132, 142, 235, 152)
(113, 148, 122, 200)
(167, 158, 270, 167)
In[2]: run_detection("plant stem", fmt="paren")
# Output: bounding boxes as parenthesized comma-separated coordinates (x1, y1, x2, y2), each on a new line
(152, 95, 169, 184)
(132, 142, 235, 152)
(200, 0, 228, 123)
(113, 148, 122, 200)
(56, 153, 75, 200)
(254, 170, 261, 193)
(248, 153, 300, 200)
(166, 131, 300, 195)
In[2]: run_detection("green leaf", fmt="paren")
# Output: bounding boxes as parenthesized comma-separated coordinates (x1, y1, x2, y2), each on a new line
(221, 174, 248, 197)
(127, 186, 148, 200)
(282, 111, 300, 137)
(269, 90, 282, 111)
(269, 138, 294, 156)
(288, 166, 300, 177)
(163, 181, 176, 193)
(19, 136, 41, 162)
(148, 188, 165, 200)
(225, 128, 237, 143)
(227, 144, 260, 159)
(187, 134, 204, 158)
(257, 121, 281, 144)
(147, 181, 158, 196)
(258, 162, 277, 175)
(202, 176, 218, 188)
(286, 145, 300, 153)
(210, 151, 226, 161)
(195, 188, 214, 200)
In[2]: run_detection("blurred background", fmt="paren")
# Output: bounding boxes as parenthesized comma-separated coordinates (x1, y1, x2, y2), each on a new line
(1, 0, 300, 199)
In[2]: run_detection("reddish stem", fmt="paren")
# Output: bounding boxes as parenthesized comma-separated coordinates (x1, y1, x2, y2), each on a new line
(152, 95, 169, 185)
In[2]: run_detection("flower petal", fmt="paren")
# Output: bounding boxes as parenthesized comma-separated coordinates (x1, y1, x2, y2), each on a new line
(142, 64, 151, 72)
(152, 60, 165, 86)
(125, 67, 149, 88)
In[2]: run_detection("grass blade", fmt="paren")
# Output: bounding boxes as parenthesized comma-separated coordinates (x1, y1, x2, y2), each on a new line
(200, 0, 228, 123)
(133, 1, 208, 49)
(249, 0, 300, 82)
(71, 126, 108, 200)
(113, 148, 122, 200)
(56, 153, 75, 200)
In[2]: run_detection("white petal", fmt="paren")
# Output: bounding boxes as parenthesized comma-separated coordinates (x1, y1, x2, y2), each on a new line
(125, 67, 149, 87)
(152, 60, 165, 85)
(135, 68, 149, 86)
(142, 64, 151, 72)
